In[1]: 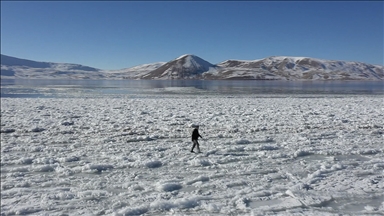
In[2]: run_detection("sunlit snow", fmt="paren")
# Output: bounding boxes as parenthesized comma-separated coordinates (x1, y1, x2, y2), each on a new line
(1, 91, 383, 215)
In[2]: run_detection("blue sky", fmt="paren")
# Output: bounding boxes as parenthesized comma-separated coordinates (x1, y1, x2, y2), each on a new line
(1, 1, 383, 70)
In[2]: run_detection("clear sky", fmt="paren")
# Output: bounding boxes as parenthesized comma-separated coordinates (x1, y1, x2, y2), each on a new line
(1, 1, 383, 70)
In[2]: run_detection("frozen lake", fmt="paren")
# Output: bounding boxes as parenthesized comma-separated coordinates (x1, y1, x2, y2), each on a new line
(1, 79, 383, 98)
(1, 80, 383, 215)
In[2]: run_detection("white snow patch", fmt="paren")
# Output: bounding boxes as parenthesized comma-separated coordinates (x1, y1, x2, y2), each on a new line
(156, 182, 183, 192)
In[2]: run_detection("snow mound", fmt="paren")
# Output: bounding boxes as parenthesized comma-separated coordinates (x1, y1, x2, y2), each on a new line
(116, 206, 149, 216)
(145, 160, 163, 168)
(189, 158, 213, 167)
(150, 196, 202, 210)
(186, 175, 210, 185)
(82, 164, 113, 173)
(156, 182, 183, 192)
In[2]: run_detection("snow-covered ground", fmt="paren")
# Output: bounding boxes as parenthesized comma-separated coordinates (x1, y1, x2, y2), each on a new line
(1, 92, 383, 215)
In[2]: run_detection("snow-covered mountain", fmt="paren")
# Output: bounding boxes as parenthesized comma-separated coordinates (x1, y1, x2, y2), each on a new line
(140, 54, 217, 79)
(120, 55, 383, 80)
(0, 54, 165, 80)
(1, 54, 383, 80)
(213, 56, 384, 80)
(103, 62, 166, 79)
(1, 54, 104, 79)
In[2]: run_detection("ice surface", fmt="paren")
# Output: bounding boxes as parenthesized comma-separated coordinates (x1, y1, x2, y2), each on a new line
(1, 93, 383, 215)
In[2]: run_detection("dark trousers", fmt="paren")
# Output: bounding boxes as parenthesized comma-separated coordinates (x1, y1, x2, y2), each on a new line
(191, 140, 200, 152)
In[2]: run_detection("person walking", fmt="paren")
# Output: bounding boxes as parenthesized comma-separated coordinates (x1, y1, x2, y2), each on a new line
(191, 125, 203, 153)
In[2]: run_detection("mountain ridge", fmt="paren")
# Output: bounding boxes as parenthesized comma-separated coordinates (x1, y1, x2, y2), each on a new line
(1, 54, 383, 80)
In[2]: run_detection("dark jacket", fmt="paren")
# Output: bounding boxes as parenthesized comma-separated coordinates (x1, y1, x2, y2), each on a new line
(192, 128, 202, 140)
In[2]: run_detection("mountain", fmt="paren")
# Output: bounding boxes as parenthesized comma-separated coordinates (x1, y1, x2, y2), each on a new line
(140, 54, 216, 79)
(128, 55, 383, 80)
(103, 62, 166, 79)
(0, 54, 165, 80)
(213, 56, 384, 80)
(1, 54, 383, 81)
(1, 54, 103, 79)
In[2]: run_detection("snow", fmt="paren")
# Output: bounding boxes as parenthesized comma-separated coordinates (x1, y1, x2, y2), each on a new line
(183, 55, 210, 69)
(216, 56, 383, 81)
(175, 54, 214, 71)
(1, 92, 383, 215)
(283, 56, 312, 62)
(103, 62, 166, 79)
(176, 54, 193, 60)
